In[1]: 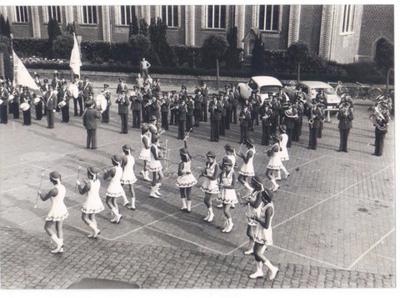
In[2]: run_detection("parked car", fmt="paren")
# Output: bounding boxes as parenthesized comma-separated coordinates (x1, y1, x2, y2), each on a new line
(237, 76, 286, 104)
(297, 81, 341, 111)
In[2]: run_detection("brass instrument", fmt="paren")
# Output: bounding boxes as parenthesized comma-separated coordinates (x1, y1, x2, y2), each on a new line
(369, 103, 389, 131)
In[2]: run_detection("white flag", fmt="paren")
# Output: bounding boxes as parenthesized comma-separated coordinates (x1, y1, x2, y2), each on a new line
(69, 33, 82, 77)
(12, 50, 39, 90)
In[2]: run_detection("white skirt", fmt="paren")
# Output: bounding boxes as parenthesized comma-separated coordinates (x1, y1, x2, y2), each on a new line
(239, 163, 255, 177)
(139, 148, 151, 161)
(200, 178, 220, 194)
(81, 195, 105, 214)
(106, 181, 125, 198)
(221, 188, 237, 204)
(121, 170, 137, 185)
(176, 174, 197, 188)
(46, 204, 69, 222)
(147, 160, 163, 172)
(280, 149, 289, 161)
(254, 224, 273, 246)
(267, 155, 282, 170)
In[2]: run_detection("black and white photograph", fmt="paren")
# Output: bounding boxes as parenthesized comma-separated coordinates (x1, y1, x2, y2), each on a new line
(0, 0, 396, 292)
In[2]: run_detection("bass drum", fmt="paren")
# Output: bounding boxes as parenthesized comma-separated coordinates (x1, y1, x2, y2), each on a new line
(20, 102, 30, 111)
(33, 97, 42, 105)
(237, 83, 252, 101)
(95, 94, 108, 113)
(68, 83, 79, 98)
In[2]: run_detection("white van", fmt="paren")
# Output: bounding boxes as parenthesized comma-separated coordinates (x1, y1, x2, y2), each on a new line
(297, 81, 341, 111)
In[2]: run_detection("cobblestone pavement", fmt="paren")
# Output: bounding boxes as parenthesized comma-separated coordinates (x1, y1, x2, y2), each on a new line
(0, 82, 395, 288)
(0, 227, 394, 289)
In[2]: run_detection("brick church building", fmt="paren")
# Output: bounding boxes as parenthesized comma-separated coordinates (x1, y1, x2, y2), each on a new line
(0, 5, 394, 64)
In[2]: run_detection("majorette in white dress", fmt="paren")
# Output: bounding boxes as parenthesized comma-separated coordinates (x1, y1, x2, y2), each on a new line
(254, 201, 274, 246)
(147, 144, 163, 172)
(245, 190, 259, 227)
(46, 184, 69, 221)
(279, 133, 289, 161)
(266, 144, 283, 171)
(200, 162, 220, 194)
(81, 179, 105, 214)
(220, 169, 238, 204)
(106, 165, 125, 197)
(139, 133, 151, 161)
(239, 148, 256, 176)
(225, 154, 236, 168)
(121, 154, 137, 184)
(176, 161, 197, 188)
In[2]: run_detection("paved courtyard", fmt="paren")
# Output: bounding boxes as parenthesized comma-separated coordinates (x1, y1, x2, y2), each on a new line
(0, 81, 395, 288)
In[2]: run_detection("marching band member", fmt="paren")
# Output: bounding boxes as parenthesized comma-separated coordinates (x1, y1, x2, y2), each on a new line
(77, 167, 104, 239)
(102, 84, 112, 123)
(0, 80, 9, 124)
(33, 92, 43, 120)
(33, 72, 42, 89)
(219, 95, 226, 136)
(200, 151, 219, 222)
(46, 85, 57, 129)
(278, 125, 290, 180)
(51, 70, 61, 90)
(201, 81, 208, 122)
(372, 101, 390, 156)
(186, 95, 194, 132)
(247, 176, 279, 280)
(266, 135, 282, 192)
(160, 92, 170, 130)
(116, 78, 128, 95)
(194, 89, 203, 127)
(58, 80, 70, 123)
(11, 86, 20, 120)
(41, 78, 50, 116)
(121, 144, 137, 210)
(219, 158, 237, 233)
(20, 87, 32, 126)
(238, 138, 256, 193)
(103, 155, 127, 224)
(308, 103, 324, 150)
(282, 103, 298, 148)
(177, 98, 187, 140)
(260, 100, 273, 145)
(72, 75, 82, 116)
(239, 103, 251, 143)
(38, 171, 68, 254)
(116, 89, 129, 134)
(293, 95, 304, 142)
(130, 86, 142, 128)
(81, 76, 94, 105)
(176, 136, 197, 212)
(337, 97, 354, 153)
(148, 134, 164, 198)
(82, 100, 101, 150)
(139, 124, 152, 182)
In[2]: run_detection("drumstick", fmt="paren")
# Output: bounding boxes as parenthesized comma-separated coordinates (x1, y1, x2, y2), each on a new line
(34, 171, 45, 208)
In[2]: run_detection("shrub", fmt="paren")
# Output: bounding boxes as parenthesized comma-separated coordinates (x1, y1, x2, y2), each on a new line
(251, 35, 265, 73)
(13, 38, 50, 58)
(129, 34, 151, 63)
(52, 35, 73, 59)
(201, 35, 228, 68)
(81, 41, 112, 63)
(0, 36, 12, 79)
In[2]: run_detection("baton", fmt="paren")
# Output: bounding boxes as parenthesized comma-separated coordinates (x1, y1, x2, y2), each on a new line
(75, 166, 82, 191)
(34, 171, 45, 208)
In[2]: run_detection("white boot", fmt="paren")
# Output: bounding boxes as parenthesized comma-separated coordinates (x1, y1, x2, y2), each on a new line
(249, 262, 264, 279)
(221, 219, 228, 232)
(207, 208, 214, 222)
(203, 209, 210, 221)
(51, 236, 63, 254)
(150, 186, 160, 198)
(225, 218, 234, 233)
(128, 197, 136, 210)
(144, 171, 152, 182)
(264, 259, 279, 280)
(244, 242, 254, 255)
(181, 198, 188, 211)
(186, 200, 192, 213)
(155, 183, 162, 196)
(122, 194, 129, 206)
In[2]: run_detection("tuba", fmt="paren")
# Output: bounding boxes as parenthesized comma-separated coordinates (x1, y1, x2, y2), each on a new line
(369, 103, 388, 131)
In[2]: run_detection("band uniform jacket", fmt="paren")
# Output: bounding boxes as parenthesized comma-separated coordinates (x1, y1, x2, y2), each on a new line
(209, 101, 222, 121)
(337, 110, 354, 130)
(46, 92, 57, 110)
(309, 108, 324, 129)
(194, 94, 203, 110)
(178, 103, 187, 120)
(83, 107, 101, 130)
(117, 95, 130, 114)
(161, 98, 170, 113)
(239, 109, 251, 127)
(81, 82, 93, 100)
(186, 100, 194, 116)
(130, 94, 142, 111)
(116, 82, 128, 95)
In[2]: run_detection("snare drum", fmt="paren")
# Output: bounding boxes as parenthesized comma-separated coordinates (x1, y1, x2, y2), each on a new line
(8, 94, 14, 101)
(33, 97, 42, 105)
(20, 102, 30, 111)
(58, 101, 67, 108)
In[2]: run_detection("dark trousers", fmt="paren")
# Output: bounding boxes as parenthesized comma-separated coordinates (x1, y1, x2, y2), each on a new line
(0, 105, 8, 123)
(186, 114, 193, 131)
(169, 109, 175, 125)
(293, 120, 302, 141)
(261, 124, 271, 145)
(225, 109, 231, 129)
(178, 120, 185, 139)
(308, 127, 317, 149)
(317, 122, 323, 138)
(194, 110, 201, 127)
(102, 107, 110, 123)
(86, 129, 97, 149)
(240, 125, 248, 143)
(219, 118, 225, 136)
(47, 110, 54, 128)
(286, 128, 293, 148)
(120, 113, 128, 133)
(12, 103, 19, 119)
(73, 97, 83, 116)
(374, 129, 386, 156)
(203, 106, 208, 122)
(339, 128, 350, 152)
(132, 110, 141, 128)
(61, 105, 69, 123)
(161, 112, 169, 130)
(23, 109, 31, 125)
(232, 106, 237, 124)
(35, 102, 43, 120)
(211, 120, 220, 141)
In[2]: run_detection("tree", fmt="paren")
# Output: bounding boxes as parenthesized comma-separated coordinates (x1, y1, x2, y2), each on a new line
(149, 18, 177, 67)
(138, 19, 149, 36)
(52, 35, 73, 59)
(374, 38, 394, 90)
(287, 41, 309, 81)
(64, 22, 76, 35)
(48, 18, 62, 43)
(225, 26, 240, 69)
(128, 16, 139, 38)
(129, 34, 151, 64)
(201, 35, 228, 68)
(251, 35, 265, 73)
(0, 36, 12, 80)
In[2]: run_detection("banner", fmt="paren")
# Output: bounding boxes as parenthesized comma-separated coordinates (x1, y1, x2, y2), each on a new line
(69, 33, 82, 77)
(12, 50, 39, 90)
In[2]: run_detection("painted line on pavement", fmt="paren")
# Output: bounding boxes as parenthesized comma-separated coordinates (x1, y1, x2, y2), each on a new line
(226, 164, 392, 256)
(347, 227, 395, 270)
(287, 154, 327, 172)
